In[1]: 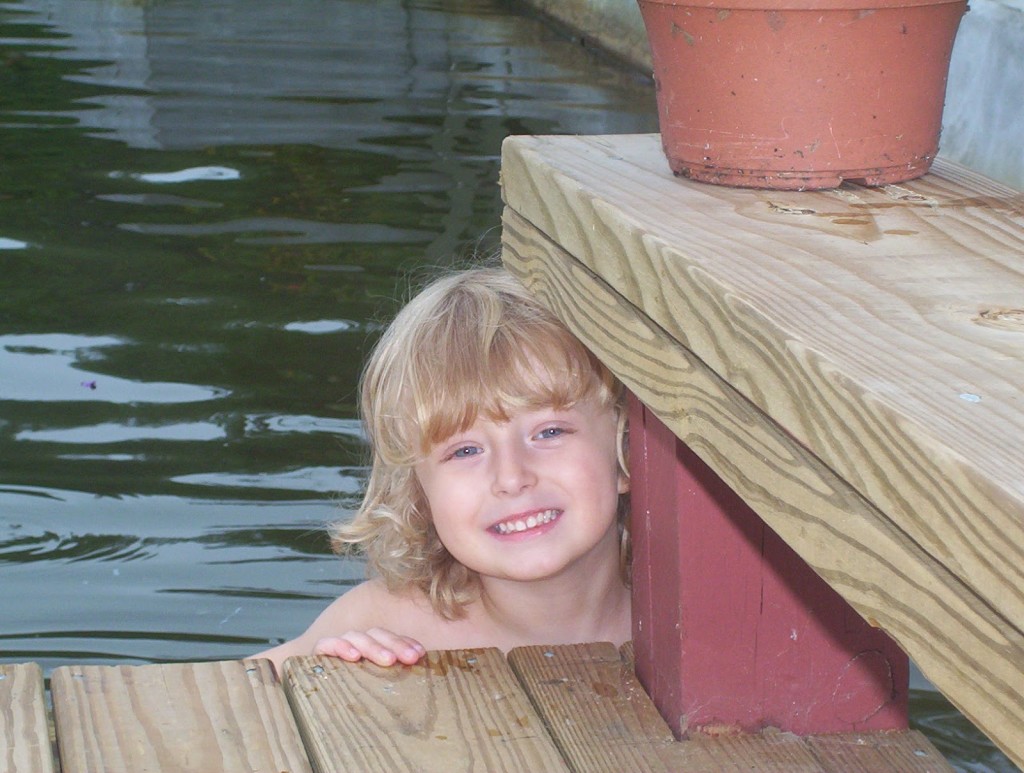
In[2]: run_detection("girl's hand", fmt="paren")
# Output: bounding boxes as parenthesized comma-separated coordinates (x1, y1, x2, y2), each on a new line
(313, 627, 426, 666)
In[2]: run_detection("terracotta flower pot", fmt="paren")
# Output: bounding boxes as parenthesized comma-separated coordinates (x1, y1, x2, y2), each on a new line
(637, 0, 967, 189)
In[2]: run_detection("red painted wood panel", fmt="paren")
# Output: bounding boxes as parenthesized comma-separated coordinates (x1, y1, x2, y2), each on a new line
(629, 395, 908, 736)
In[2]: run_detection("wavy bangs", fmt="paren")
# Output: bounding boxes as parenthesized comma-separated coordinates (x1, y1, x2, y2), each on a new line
(363, 268, 620, 462)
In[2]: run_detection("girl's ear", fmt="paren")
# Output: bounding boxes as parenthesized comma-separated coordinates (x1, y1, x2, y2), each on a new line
(614, 409, 630, 496)
(617, 469, 630, 495)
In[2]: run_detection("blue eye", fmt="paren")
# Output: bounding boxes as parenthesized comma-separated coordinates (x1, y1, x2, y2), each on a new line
(536, 426, 566, 440)
(451, 445, 480, 459)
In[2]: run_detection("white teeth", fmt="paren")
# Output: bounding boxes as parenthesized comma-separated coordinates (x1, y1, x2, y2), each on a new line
(495, 509, 558, 535)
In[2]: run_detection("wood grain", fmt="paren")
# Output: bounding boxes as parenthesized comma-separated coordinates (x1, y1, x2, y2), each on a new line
(501, 204, 1024, 768)
(507, 643, 953, 773)
(500, 134, 1024, 635)
(282, 649, 569, 773)
(11, 650, 957, 773)
(507, 642, 677, 772)
(50, 659, 312, 773)
(0, 663, 54, 773)
(666, 730, 956, 772)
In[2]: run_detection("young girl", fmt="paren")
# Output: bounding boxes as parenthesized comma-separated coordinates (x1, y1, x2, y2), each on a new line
(256, 266, 630, 674)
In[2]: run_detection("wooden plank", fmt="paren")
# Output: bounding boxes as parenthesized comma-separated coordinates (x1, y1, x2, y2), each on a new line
(50, 659, 312, 773)
(805, 731, 956, 771)
(667, 730, 956, 772)
(0, 663, 55, 773)
(282, 649, 570, 773)
(619, 640, 634, 667)
(507, 643, 677, 772)
(628, 397, 909, 736)
(500, 207, 1024, 767)
(507, 644, 953, 773)
(500, 133, 1024, 633)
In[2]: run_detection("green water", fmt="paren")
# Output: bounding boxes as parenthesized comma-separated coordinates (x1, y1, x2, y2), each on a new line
(0, 1, 1014, 770)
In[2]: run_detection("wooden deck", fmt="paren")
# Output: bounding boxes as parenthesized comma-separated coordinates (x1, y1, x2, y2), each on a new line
(2, 645, 953, 772)
(6, 137, 1020, 772)
(499, 133, 1024, 769)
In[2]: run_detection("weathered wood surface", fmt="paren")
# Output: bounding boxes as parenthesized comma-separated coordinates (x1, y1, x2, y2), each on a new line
(282, 647, 569, 773)
(506, 644, 951, 773)
(499, 133, 1024, 768)
(6, 648, 954, 772)
(49, 659, 312, 773)
(665, 730, 955, 772)
(0, 663, 54, 773)
(503, 213, 1024, 756)
(507, 643, 677, 771)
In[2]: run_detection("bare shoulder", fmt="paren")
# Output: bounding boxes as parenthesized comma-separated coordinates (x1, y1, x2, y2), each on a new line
(322, 578, 429, 620)
(310, 580, 497, 650)
(299, 578, 440, 642)
(252, 578, 441, 671)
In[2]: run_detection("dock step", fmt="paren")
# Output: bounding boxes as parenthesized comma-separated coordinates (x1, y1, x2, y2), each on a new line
(3, 646, 955, 772)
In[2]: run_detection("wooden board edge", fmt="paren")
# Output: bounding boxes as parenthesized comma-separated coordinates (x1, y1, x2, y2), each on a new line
(499, 133, 1024, 631)
(283, 650, 572, 773)
(501, 210, 1024, 770)
(507, 643, 680, 772)
(0, 663, 56, 773)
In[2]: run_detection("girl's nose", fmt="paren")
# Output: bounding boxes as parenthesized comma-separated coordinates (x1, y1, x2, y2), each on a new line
(491, 444, 536, 496)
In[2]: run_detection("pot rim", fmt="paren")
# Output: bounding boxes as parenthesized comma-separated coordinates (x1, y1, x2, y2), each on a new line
(637, 0, 965, 9)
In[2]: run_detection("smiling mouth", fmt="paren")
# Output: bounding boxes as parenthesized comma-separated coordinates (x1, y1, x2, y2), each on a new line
(492, 509, 561, 535)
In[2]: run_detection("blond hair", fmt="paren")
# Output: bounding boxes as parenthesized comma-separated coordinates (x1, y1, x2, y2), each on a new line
(331, 266, 629, 618)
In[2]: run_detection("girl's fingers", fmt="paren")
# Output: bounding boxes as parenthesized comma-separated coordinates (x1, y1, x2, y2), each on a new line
(313, 629, 425, 666)
(312, 635, 365, 662)
(365, 627, 426, 664)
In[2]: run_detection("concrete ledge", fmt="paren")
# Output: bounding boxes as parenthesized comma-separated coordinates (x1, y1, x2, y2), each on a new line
(943, 0, 1024, 190)
(520, 0, 652, 72)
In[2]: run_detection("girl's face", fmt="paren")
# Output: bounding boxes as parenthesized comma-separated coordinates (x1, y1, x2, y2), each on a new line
(413, 397, 628, 586)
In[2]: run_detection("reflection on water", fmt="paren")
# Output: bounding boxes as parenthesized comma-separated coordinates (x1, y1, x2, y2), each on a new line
(0, 0, 1014, 769)
(1, 333, 227, 403)
(911, 690, 1020, 773)
(113, 167, 242, 184)
(0, 483, 362, 665)
(0, 0, 655, 664)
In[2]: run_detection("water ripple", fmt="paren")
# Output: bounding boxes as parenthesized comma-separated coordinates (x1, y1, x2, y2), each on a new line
(118, 217, 432, 245)
(172, 466, 362, 494)
(16, 421, 226, 444)
(0, 531, 154, 564)
(0, 334, 228, 404)
(109, 165, 241, 183)
(96, 193, 223, 208)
